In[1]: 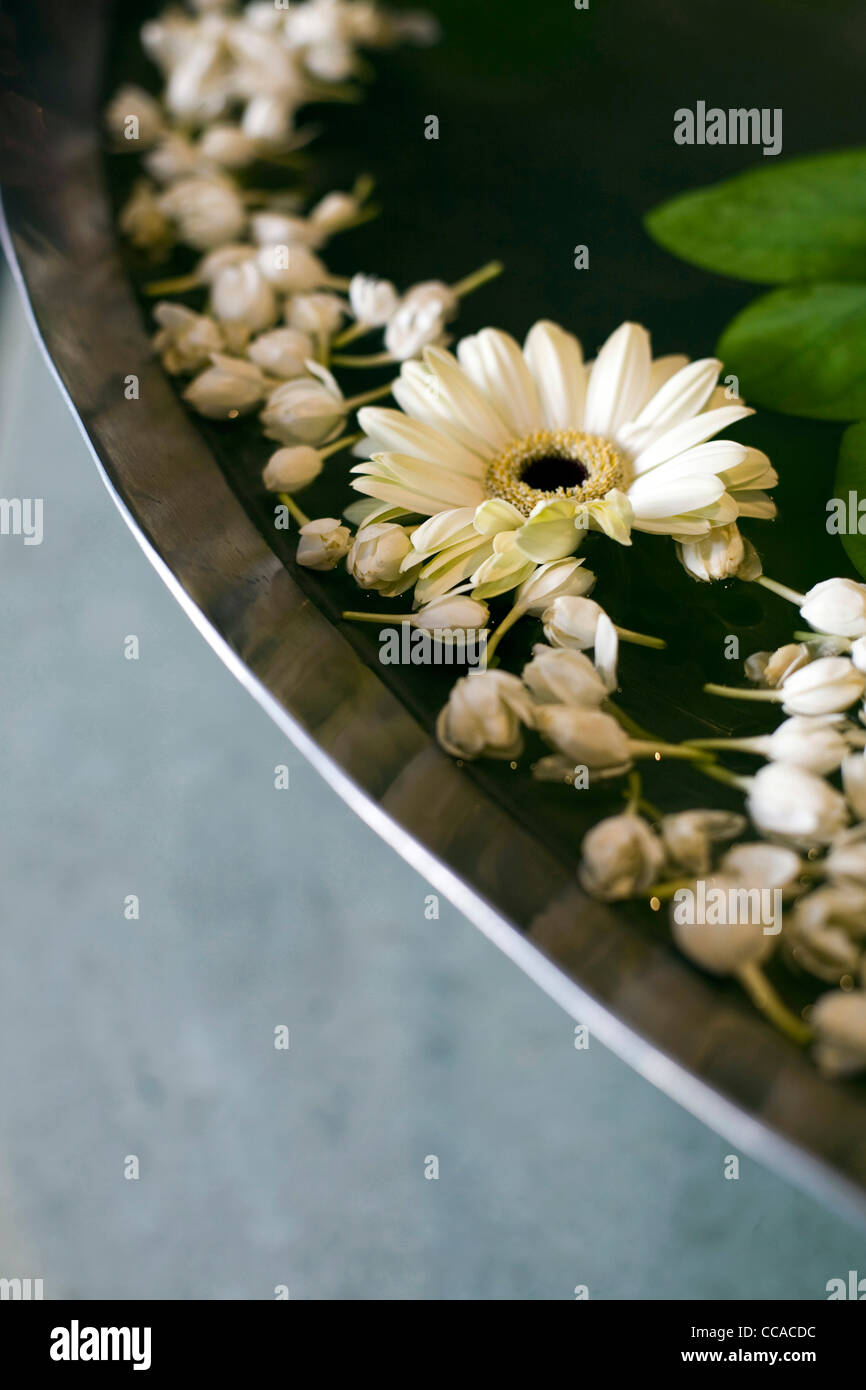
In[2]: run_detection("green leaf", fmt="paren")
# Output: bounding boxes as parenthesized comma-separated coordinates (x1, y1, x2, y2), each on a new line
(645, 149, 866, 284)
(717, 283, 866, 420)
(834, 421, 866, 579)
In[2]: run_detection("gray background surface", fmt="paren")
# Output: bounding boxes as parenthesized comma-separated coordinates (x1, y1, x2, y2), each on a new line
(0, 275, 862, 1299)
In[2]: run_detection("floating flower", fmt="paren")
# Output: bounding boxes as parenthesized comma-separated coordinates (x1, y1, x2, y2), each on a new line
(153, 302, 224, 375)
(677, 521, 762, 583)
(660, 809, 746, 876)
(534, 706, 633, 776)
(578, 813, 666, 901)
(522, 645, 609, 708)
(105, 84, 165, 148)
(688, 714, 858, 776)
(158, 175, 246, 250)
(800, 577, 866, 639)
(262, 445, 323, 493)
(787, 884, 866, 983)
(707, 656, 865, 716)
(210, 259, 278, 335)
(351, 322, 773, 602)
(296, 517, 352, 570)
(346, 522, 416, 596)
(746, 763, 848, 847)
(183, 354, 267, 419)
(261, 363, 345, 444)
(670, 875, 776, 975)
(349, 273, 400, 327)
(436, 671, 534, 760)
(248, 327, 315, 378)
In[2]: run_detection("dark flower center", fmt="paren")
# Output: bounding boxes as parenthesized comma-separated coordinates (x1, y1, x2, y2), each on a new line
(521, 455, 589, 493)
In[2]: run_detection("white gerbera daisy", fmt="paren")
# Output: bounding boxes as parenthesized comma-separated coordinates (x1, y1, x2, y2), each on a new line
(350, 321, 777, 603)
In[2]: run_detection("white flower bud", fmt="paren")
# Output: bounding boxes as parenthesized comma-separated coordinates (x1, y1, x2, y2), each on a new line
(310, 191, 361, 233)
(522, 645, 607, 708)
(436, 671, 534, 760)
(198, 123, 260, 169)
(296, 517, 351, 571)
(256, 243, 329, 292)
(347, 523, 414, 594)
(153, 303, 223, 375)
(851, 636, 866, 673)
(514, 559, 596, 616)
(747, 762, 848, 847)
(800, 577, 866, 639)
(159, 176, 246, 251)
(542, 595, 604, 650)
(660, 809, 746, 876)
(750, 715, 854, 775)
(210, 260, 278, 334)
(670, 874, 776, 975)
(412, 595, 489, 632)
(106, 84, 164, 148)
(746, 642, 812, 688)
(285, 292, 346, 339)
(578, 814, 666, 901)
(260, 365, 345, 445)
(145, 132, 201, 184)
(251, 211, 318, 246)
(534, 705, 632, 773)
(825, 825, 866, 885)
(118, 180, 174, 252)
(241, 92, 294, 145)
(842, 751, 866, 819)
(779, 656, 865, 715)
(197, 243, 256, 283)
(718, 842, 801, 889)
(384, 281, 457, 360)
(677, 523, 762, 583)
(812, 990, 866, 1075)
(247, 327, 314, 378)
(349, 273, 400, 327)
(182, 354, 267, 419)
(262, 446, 323, 493)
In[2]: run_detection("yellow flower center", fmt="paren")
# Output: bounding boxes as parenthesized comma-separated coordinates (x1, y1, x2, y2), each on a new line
(484, 429, 625, 517)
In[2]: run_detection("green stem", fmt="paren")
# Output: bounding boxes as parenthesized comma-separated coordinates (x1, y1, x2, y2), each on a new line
(703, 682, 781, 702)
(326, 275, 352, 290)
(343, 610, 411, 624)
(278, 493, 309, 527)
(330, 350, 395, 367)
(756, 575, 806, 606)
(624, 769, 642, 813)
(144, 271, 202, 296)
(645, 878, 696, 901)
(484, 600, 526, 662)
(450, 259, 504, 298)
(343, 381, 396, 410)
(630, 741, 717, 762)
(684, 736, 763, 753)
(694, 762, 751, 792)
(614, 624, 666, 650)
(331, 321, 376, 349)
(736, 962, 813, 1047)
(320, 431, 363, 458)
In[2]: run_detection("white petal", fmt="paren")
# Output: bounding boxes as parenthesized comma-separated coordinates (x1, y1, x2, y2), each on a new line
(617, 358, 721, 455)
(457, 328, 542, 436)
(357, 407, 486, 478)
(627, 473, 726, 519)
(630, 404, 753, 475)
(583, 322, 651, 436)
(523, 320, 586, 430)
